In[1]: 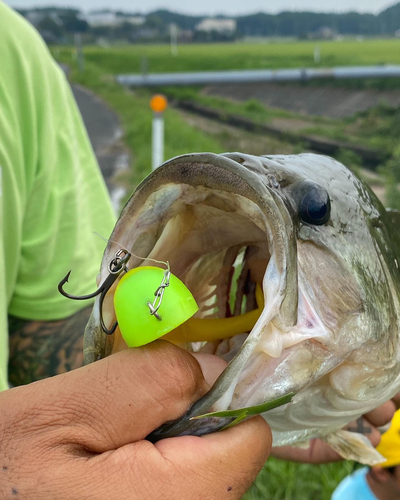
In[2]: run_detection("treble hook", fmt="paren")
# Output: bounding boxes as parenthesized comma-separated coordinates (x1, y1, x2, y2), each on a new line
(58, 249, 131, 335)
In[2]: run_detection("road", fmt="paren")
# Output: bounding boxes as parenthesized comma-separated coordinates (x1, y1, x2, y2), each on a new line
(72, 84, 129, 210)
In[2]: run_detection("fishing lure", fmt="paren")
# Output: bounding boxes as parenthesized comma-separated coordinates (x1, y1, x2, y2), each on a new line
(58, 248, 198, 347)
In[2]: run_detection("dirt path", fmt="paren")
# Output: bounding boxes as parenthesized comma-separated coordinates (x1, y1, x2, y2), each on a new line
(72, 84, 129, 210)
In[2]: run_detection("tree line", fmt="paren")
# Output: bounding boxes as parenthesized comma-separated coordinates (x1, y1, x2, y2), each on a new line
(17, 2, 400, 42)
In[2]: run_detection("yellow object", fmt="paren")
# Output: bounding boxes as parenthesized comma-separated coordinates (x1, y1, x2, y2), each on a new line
(376, 410, 400, 467)
(150, 94, 168, 113)
(163, 283, 264, 343)
(114, 266, 198, 347)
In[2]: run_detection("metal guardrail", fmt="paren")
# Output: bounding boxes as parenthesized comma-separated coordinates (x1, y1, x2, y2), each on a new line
(117, 65, 400, 87)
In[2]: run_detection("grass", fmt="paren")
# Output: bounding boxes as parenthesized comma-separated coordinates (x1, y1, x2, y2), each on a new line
(243, 458, 355, 500)
(165, 85, 299, 121)
(53, 42, 397, 499)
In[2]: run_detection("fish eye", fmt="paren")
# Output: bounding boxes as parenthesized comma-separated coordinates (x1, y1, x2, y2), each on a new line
(297, 181, 331, 225)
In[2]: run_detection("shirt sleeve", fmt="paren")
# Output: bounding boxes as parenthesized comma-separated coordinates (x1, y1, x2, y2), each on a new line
(0, 3, 116, 390)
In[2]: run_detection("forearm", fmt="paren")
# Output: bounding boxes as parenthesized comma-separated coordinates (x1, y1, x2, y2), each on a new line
(8, 306, 91, 386)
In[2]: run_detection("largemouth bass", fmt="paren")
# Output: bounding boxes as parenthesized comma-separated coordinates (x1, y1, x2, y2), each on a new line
(83, 152, 400, 465)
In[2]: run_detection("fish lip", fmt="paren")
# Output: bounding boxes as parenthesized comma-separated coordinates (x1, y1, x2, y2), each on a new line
(116, 152, 281, 235)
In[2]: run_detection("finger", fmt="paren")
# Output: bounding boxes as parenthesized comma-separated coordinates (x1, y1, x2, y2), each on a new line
(364, 400, 396, 428)
(272, 439, 342, 464)
(391, 392, 400, 410)
(345, 417, 381, 447)
(21, 341, 213, 452)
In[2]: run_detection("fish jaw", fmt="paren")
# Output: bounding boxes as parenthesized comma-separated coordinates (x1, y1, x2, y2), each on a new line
(83, 296, 115, 364)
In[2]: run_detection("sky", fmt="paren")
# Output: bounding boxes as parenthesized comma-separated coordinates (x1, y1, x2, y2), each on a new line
(5, 0, 396, 15)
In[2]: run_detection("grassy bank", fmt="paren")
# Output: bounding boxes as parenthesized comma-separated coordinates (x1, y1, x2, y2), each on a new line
(245, 457, 354, 500)
(164, 86, 400, 156)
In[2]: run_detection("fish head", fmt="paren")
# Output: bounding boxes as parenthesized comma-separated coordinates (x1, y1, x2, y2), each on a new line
(84, 152, 400, 440)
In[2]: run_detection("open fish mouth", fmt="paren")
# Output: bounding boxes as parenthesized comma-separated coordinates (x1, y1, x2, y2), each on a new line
(84, 152, 333, 438)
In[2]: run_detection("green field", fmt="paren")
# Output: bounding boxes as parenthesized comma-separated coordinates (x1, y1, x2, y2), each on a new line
(54, 39, 400, 499)
(58, 39, 400, 75)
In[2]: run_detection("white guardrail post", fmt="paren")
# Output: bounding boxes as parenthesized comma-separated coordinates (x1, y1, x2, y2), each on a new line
(150, 95, 168, 170)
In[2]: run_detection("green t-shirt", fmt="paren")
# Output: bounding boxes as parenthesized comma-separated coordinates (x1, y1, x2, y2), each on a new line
(0, 3, 116, 391)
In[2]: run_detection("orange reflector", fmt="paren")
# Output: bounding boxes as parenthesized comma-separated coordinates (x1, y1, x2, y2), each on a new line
(150, 94, 168, 113)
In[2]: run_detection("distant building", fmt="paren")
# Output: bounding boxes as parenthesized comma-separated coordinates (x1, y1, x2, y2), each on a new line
(86, 12, 145, 27)
(86, 12, 118, 27)
(124, 16, 145, 26)
(395, 28, 400, 37)
(195, 18, 236, 34)
(130, 28, 158, 40)
(309, 26, 337, 40)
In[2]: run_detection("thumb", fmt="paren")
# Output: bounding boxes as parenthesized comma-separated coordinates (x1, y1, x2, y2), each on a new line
(9, 341, 212, 453)
(190, 352, 227, 386)
(153, 416, 272, 499)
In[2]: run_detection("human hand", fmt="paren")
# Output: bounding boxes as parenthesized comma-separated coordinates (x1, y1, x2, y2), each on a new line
(0, 341, 271, 499)
(271, 393, 400, 464)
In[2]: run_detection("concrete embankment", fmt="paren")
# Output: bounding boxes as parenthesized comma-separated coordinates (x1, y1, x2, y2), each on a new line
(203, 82, 400, 119)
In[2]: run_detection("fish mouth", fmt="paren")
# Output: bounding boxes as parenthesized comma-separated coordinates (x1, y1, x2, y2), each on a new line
(98, 152, 297, 352)
(86, 152, 305, 435)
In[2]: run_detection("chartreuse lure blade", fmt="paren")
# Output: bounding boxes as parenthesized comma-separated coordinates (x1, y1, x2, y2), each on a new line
(190, 393, 295, 429)
(114, 266, 199, 347)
